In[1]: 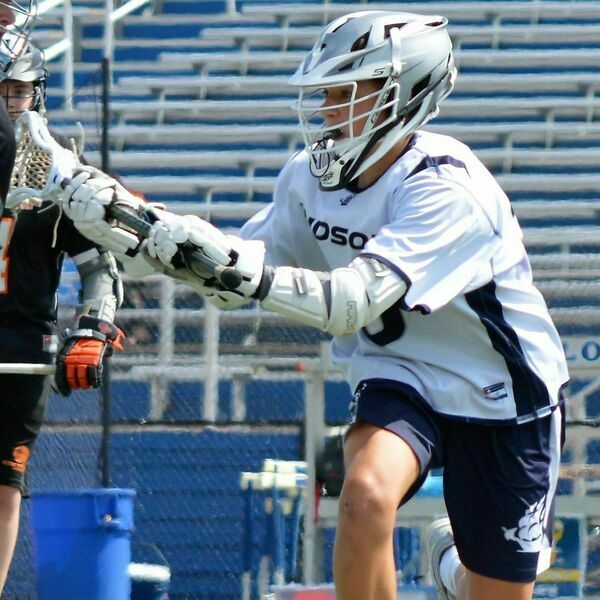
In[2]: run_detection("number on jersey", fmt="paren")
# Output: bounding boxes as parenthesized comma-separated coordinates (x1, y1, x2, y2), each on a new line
(0, 217, 15, 294)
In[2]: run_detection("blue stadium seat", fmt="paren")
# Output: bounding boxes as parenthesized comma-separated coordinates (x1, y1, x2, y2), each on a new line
(109, 430, 301, 598)
(112, 380, 152, 421)
(160, 1, 228, 15)
(45, 390, 101, 423)
(588, 440, 600, 465)
(165, 379, 233, 422)
(244, 379, 304, 422)
(325, 381, 352, 424)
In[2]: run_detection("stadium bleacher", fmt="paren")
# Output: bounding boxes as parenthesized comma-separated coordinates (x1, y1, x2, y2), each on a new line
(51, 10, 600, 204)
(8, 0, 600, 598)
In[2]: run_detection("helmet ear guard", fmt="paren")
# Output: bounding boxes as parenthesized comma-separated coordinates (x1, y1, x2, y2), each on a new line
(352, 64, 456, 183)
(289, 11, 457, 190)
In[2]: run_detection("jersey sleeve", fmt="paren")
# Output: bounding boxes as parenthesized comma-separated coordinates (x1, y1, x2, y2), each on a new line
(363, 173, 502, 313)
(56, 211, 103, 258)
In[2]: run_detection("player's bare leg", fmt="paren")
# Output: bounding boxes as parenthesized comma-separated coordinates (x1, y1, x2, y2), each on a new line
(333, 422, 420, 600)
(0, 485, 21, 593)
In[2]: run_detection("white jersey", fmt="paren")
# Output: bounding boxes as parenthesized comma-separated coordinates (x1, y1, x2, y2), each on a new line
(240, 130, 569, 424)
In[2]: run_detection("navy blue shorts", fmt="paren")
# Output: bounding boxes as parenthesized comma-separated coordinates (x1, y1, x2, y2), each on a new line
(351, 378, 564, 583)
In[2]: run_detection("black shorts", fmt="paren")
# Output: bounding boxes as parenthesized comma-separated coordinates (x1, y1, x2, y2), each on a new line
(0, 374, 51, 495)
(351, 378, 565, 583)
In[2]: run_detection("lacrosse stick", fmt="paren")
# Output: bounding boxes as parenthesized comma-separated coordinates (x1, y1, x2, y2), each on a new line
(7, 111, 243, 290)
(0, 363, 55, 375)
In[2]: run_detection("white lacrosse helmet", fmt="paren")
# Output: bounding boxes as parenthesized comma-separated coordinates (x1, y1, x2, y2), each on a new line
(0, 0, 39, 74)
(289, 11, 456, 190)
(0, 43, 47, 115)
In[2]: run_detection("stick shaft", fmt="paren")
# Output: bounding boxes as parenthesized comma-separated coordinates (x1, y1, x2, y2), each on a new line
(56, 177, 242, 289)
(107, 204, 243, 289)
(0, 363, 56, 375)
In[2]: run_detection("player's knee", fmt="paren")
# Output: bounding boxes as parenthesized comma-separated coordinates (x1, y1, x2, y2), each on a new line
(339, 471, 397, 530)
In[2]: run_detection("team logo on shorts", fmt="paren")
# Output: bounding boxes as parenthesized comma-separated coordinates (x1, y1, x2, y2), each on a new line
(348, 382, 367, 423)
(502, 495, 548, 552)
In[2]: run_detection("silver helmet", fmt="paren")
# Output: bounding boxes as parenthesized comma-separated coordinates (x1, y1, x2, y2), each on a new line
(0, 43, 46, 113)
(0, 0, 39, 73)
(289, 11, 456, 190)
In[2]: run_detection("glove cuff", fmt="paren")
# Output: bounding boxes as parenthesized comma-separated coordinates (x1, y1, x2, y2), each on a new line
(68, 315, 125, 352)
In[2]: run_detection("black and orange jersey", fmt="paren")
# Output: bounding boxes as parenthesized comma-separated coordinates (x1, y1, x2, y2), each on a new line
(0, 203, 99, 356)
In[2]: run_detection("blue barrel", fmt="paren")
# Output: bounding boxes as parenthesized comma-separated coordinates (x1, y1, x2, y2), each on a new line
(30, 488, 135, 600)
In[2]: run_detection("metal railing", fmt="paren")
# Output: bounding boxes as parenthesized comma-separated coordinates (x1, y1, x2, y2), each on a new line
(28, 0, 75, 110)
(33, 0, 153, 111)
(55, 255, 600, 586)
(102, 0, 153, 73)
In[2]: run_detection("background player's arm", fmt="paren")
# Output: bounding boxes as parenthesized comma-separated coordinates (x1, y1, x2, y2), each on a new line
(57, 169, 247, 297)
(74, 246, 122, 324)
(54, 226, 125, 396)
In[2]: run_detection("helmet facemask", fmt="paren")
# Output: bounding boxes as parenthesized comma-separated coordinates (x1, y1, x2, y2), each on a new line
(0, 0, 38, 73)
(295, 77, 402, 188)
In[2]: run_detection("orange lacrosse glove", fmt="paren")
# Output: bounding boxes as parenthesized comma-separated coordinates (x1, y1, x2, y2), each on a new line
(55, 315, 125, 396)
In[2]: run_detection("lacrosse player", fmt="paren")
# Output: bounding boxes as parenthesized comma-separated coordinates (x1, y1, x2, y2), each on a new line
(59, 11, 568, 600)
(0, 39, 124, 592)
(0, 0, 34, 207)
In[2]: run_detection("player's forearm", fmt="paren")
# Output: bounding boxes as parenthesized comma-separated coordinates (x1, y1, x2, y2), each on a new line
(258, 257, 407, 336)
(143, 213, 409, 332)
(74, 249, 123, 323)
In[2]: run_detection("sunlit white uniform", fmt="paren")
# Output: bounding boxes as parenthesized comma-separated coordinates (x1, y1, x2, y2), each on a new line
(240, 130, 569, 424)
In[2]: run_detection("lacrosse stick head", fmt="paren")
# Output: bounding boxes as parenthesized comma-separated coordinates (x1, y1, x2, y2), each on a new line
(6, 110, 78, 211)
(0, 1, 38, 73)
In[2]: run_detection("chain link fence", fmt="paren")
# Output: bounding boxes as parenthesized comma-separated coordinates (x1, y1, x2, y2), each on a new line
(2, 259, 599, 598)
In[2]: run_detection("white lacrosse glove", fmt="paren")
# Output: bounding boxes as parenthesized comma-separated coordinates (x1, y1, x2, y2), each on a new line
(59, 166, 144, 255)
(145, 211, 266, 308)
(145, 211, 232, 268)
